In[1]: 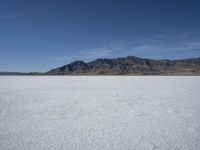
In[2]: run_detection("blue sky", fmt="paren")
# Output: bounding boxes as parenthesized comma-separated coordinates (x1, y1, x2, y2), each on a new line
(0, 0, 200, 72)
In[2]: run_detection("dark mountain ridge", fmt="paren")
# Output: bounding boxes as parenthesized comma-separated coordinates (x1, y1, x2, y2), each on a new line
(47, 56, 200, 75)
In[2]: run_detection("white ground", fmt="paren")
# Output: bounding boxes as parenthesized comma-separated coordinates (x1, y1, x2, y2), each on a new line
(0, 76, 200, 150)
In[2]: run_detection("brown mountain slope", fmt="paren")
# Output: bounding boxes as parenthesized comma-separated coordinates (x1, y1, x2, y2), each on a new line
(47, 56, 200, 75)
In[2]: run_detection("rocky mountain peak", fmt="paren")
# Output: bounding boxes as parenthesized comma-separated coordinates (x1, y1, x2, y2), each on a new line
(47, 56, 200, 75)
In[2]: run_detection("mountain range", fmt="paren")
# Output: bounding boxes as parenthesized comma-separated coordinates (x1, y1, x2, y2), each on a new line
(47, 56, 200, 75)
(1, 56, 200, 75)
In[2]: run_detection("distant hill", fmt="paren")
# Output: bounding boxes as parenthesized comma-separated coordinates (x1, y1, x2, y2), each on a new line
(0, 72, 44, 76)
(47, 56, 200, 75)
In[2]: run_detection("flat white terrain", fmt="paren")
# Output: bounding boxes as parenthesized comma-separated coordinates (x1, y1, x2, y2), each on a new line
(0, 76, 200, 150)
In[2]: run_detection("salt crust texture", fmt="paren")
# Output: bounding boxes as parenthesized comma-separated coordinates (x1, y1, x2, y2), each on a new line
(0, 76, 200, 150)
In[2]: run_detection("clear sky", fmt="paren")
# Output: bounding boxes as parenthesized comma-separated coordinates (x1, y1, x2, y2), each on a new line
(0, 0, 200, 72)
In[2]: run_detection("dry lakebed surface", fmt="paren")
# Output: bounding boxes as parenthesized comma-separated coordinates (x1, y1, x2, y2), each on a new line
(0, 76, 200, 150)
